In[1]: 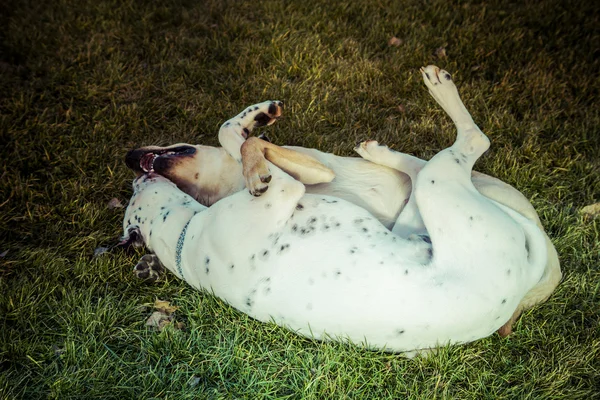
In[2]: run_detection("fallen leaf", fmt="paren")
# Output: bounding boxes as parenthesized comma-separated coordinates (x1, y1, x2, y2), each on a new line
(93, 247, 110, 257)
(581, 202, 600, 220)
(471, 65, 481, 72)
(189, 376, 201, 387)
(107, 198, 124, 209)
(52, 345, 65, 356)
(154, 299, 178, 315)
(146, 311, 172, 331)
(434, 47, 447, 59)
(397, 104, 406, 113)
(388, 36, 403, 47)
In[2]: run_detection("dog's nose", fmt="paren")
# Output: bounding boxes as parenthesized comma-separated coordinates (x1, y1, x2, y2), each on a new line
(125, 149, 143, 172)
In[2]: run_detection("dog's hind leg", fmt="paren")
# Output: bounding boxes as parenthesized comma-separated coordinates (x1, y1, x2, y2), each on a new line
(422, 65, 559, 335)
(354, 141, 427, 236)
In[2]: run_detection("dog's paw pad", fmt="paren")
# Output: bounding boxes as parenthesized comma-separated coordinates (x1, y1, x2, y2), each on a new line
(420, 65, 457, 93)
(250, 183, 269, 197)
(253, 101, 284, 127)
(133, 254, 163, 282)
(260, 174, 272, 183)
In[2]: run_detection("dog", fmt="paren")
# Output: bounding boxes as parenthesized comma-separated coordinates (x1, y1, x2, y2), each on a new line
(121, 66, 560, 353)
(124, 67, 561, 337)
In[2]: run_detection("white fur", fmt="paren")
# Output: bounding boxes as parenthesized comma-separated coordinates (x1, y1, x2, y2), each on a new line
(123, 67, 551, 353)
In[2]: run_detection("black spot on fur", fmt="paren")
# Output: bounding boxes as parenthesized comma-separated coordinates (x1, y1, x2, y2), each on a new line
(502, 299, 507, 304)
(396, 329, 405, 336)
(349, 247, 357, 254)
(163, 211, 170, 222)
(404, 269, 409, 275)
(362, 227, 368, 233)
(254, 112, 272, 126)
(268, 102, 278, 115)
(354, 218, 363, 224)
(230, 264, 235, 270)
(246, 298, 254, 308)
(205, 257, 210, 265)
(455, 158, 460, 164)
(334, 270, 342, 278)
(296, 203, 304, 211)
(278, 244, 290, 254)
(431, 180, 435, 184)
(507, 269, 511, 275)
(265, 203, 272, 209)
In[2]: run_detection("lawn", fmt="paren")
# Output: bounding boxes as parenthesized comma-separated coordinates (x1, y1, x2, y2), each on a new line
(1, 0, 599, 398)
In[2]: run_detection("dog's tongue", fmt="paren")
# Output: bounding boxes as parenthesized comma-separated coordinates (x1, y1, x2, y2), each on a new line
(140, 153, 156, 172)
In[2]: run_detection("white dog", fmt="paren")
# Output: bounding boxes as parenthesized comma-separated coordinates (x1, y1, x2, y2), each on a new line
(121, 66, 560, 353)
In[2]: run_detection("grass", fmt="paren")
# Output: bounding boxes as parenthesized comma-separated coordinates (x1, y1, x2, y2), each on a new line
(1, 0, 599, 398)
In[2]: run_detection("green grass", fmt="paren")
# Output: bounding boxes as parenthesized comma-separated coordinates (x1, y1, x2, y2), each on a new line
(1, 0, 599, 398)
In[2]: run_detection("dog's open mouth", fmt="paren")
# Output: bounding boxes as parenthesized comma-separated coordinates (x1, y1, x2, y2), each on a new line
(126, 145, 197, 173)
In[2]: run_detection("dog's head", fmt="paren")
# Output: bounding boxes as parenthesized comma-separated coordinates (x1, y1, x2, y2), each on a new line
(125, 143, 244, 206)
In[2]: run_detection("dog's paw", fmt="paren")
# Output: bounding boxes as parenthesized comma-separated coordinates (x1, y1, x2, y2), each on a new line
(229, 100, 284, 138)
(134, 254, 164, 281)
(354, 140, 389, 162)
(245, 159, 272, 197)
(252, 100, 283, 128)
(420, 65, 459, 111)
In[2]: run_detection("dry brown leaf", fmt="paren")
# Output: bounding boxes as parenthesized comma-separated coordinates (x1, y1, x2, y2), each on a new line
(434, 47, 447, 59)
(154, 299, 178, 315)
(107, 198, 124, 209)
(388, 36, 403, 47)
(146, 311, 172, 330)
(581, 202, 600, 219)
(397, 104, 406, 113)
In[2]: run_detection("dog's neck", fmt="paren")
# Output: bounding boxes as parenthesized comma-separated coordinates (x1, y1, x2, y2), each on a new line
(125, 175, 206, 273)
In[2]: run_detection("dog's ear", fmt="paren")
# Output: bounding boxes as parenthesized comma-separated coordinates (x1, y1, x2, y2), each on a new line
(116, 226, 145, 252)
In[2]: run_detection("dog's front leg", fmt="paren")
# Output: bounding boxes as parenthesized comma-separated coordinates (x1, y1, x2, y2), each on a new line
(218, 101, 283, 162)
(133, 254, 164, 281)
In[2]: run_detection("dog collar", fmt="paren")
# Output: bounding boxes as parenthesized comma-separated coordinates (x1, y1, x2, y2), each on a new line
(175, 218, 192, 279)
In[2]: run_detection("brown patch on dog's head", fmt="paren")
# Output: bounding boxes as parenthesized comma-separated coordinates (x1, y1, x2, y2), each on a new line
(125, 143, 244, 206)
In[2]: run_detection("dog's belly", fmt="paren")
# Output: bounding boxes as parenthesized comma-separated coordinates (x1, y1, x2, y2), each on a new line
(182, 198, 523, 352)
